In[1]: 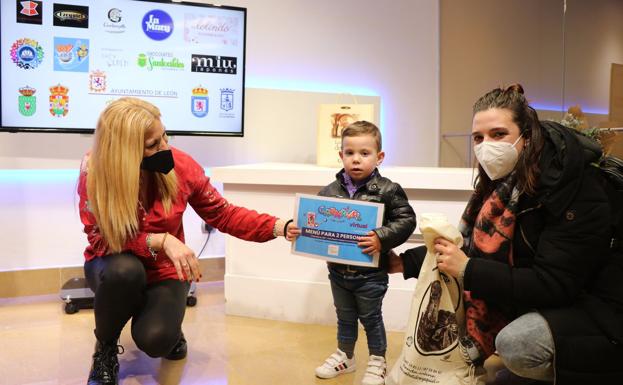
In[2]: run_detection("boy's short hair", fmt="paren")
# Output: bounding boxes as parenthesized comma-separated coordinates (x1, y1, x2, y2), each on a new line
(341, 121, 382, 151)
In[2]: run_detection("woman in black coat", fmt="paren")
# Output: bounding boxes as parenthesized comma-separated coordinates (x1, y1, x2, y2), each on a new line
(391, 84, 623, 385)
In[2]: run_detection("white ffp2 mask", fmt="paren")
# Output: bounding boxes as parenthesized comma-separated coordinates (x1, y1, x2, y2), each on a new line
(474, 136, 522, 180)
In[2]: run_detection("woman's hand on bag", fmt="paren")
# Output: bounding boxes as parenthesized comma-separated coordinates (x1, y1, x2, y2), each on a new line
(358, 231, 382, 255)
(387, 250, 404, 273)
(161, 233, 201, 282)
(433, 237, 468, 278)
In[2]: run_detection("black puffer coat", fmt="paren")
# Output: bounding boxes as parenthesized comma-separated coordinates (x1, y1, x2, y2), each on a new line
(320, 169, 416, 269)
(401, 122, 623, 384)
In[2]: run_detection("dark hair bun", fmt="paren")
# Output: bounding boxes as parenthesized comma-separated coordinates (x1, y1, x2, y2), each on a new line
(504, 83, 524, 95)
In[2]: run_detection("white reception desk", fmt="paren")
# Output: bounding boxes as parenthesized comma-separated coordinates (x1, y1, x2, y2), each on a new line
(211, 163, 475, 331)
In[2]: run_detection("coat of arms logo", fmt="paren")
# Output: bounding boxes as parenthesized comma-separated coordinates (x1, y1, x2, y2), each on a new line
(49, 84, 69, 117)
(18, 86, 37, 116)
(89, 70, 106, 93)
(191, 86, 209, 117)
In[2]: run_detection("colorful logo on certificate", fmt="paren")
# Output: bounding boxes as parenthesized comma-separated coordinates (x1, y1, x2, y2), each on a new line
(306, 212, 320, 227)
(220, 88, 234, 111)
(18, 86, 37, 116)
(17, 1, 43, 24)
(49, 84, 69, 117)
(54, 37, 89, 72)
(142, 10, 173, 41)
(191, 86, 209, 117)
(89, 70, 107, 93)
(10, 38, 44, 69)
(318, 206, 362, 222)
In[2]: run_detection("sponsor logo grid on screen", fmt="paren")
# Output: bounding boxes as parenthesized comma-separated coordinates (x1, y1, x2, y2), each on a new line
(3, 1, 245, 134)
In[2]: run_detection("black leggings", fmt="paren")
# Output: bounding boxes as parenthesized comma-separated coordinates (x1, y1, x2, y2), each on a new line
(84, 253, 189, 358)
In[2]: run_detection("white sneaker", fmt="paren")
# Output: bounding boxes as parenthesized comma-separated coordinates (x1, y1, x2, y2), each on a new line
(315, 349, 356, 379)
(361, 355, 386, 385)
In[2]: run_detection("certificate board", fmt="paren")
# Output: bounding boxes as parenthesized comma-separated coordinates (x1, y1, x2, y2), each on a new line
(292, 193, 384, 267)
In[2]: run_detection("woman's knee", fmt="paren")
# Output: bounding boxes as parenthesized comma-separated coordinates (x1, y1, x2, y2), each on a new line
(102, 253, 146, 288)
(495, 312, 555, 380)
(496, 324, 528, 371)
(133, 326, 178, 358)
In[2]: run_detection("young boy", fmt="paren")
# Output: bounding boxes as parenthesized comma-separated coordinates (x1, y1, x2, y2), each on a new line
(288, 121, 416, 385)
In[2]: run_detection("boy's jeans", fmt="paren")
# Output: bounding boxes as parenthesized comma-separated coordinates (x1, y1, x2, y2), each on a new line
(329, 267, 389, 357)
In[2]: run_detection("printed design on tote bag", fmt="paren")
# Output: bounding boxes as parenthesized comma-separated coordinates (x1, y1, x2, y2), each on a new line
(331, 113, 358, 138)
(414, 274, 461, 355)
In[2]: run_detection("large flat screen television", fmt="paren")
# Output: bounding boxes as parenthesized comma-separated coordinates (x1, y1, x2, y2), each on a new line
(1, 0, 246, 136)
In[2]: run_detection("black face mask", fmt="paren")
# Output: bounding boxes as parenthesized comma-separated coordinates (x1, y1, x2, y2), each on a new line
(141, 149, 174, 174)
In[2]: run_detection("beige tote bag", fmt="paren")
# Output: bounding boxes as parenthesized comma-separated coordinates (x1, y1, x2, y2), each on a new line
(386, 213, 484, 385)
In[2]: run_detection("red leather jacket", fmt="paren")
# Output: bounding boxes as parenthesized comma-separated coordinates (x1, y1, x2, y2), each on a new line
(78, 147, 277, 283)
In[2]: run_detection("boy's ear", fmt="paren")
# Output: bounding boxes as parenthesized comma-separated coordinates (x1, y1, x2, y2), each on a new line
(377, 151, 385, 165)
(339, 150, 344, 161)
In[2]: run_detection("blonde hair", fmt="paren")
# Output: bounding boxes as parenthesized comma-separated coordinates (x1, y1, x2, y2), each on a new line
(87, 97, 177, 252)
(341, 121, 382, 151)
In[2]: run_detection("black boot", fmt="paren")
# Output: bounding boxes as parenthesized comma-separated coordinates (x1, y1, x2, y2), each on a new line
(164, 332, 187, 360)
(87, 340, 123, 385)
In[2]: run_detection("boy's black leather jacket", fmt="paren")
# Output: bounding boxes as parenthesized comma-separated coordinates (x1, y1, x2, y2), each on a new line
(319, 169, 416, 268)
